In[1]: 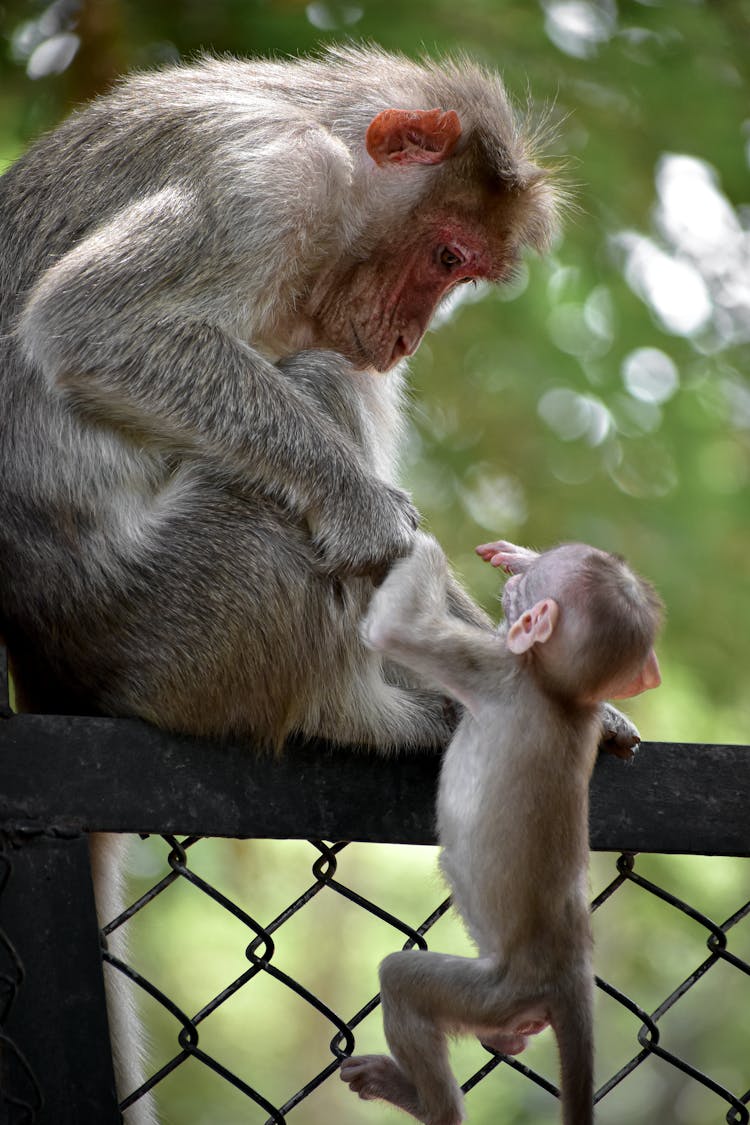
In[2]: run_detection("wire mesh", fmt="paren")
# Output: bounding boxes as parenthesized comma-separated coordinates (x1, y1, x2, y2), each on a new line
(98, 837, 750, 1125)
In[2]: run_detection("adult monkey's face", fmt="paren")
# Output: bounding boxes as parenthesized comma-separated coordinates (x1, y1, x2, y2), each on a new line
(305, 105, 555, 372)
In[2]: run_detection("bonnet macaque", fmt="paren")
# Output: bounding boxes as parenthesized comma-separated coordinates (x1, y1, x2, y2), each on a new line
(341, 535, 662, 1125)
(0, 45, 557, 748)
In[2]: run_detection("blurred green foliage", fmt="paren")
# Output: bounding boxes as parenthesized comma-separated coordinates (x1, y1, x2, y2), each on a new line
(1, 2, 748, 1123)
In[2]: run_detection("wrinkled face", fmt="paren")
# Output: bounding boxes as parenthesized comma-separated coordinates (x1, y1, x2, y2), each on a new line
(305, 207, 519, 372)
(300, 102, 554, 371)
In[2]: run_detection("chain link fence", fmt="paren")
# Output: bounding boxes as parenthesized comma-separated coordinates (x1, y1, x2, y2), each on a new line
(1, 696, 749, 1123)
(105, 837, 750, 1124)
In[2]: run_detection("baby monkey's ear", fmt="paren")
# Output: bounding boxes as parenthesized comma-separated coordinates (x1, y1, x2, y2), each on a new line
(506, 598, 559, 654)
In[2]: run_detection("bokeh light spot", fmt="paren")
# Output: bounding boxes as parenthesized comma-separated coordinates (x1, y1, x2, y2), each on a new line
(622, 347, 679, 405)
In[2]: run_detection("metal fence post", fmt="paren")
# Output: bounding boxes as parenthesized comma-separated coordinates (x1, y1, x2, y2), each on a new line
(0, 829, 121, 1124)
(0, 644, 118, 1123)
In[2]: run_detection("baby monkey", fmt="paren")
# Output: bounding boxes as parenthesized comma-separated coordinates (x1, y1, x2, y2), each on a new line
(341, 535, 662, 1125)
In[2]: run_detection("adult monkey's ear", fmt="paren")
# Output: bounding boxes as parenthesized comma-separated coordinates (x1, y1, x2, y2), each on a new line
(366, 108, 462, 166)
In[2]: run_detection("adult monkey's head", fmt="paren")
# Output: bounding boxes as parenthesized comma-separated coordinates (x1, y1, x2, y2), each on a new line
(304, 47, 559, 373)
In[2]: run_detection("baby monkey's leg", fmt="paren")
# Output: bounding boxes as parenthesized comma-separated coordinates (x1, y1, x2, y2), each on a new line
(341, 949, 463, 1125)
(341, 950, 547, 1125)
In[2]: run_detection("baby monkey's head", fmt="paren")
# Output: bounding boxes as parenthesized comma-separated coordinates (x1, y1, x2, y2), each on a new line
(478, 540, 663, 704)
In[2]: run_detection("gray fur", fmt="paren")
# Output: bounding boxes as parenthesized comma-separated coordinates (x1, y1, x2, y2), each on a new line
(0, 46, 555, 746)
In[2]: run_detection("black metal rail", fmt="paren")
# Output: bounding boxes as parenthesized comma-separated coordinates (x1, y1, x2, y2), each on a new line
(1, 713, 748, 854)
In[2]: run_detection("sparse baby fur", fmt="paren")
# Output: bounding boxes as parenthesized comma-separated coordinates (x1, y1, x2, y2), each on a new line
(342, 534, 662, 1125)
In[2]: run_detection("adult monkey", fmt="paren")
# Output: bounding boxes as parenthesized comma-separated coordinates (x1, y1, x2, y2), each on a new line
(0, 45, 559, 747)
(0, 44, 632, 1120)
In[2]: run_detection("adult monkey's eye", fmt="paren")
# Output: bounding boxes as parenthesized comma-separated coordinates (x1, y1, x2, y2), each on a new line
(439, 246, 464, 269)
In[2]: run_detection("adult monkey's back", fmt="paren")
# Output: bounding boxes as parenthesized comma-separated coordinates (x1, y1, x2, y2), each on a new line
(0, 45, 557, 747)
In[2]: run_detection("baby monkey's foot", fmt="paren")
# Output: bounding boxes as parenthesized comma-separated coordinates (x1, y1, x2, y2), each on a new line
(341, 1054, 419, 1113)
(341, 1054, 463, 1125)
